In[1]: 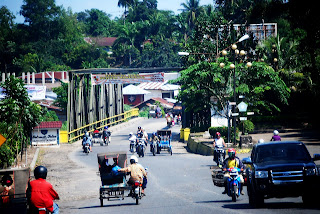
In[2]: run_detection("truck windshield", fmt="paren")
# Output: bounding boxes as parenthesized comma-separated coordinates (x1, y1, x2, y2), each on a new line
(254, 143, 311, 163)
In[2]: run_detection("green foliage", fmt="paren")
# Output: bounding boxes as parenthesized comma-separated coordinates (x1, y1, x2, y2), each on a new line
(61, 121, 68, 131)
(139, 106, 149, 117)
(0, 76, 44, 168)
(52, 82, 68, 112)
(41, 110, 59, 122)
(208, 126, 239, 142)
(124, 104, 132, 112)
(239, 120, 255, 134)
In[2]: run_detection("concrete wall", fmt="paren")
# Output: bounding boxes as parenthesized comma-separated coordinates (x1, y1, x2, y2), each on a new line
(187, 134, 214, 156)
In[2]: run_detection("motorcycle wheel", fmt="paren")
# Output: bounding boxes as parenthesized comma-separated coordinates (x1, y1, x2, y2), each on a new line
(152, 147, 156, 156)
(135, 195, 139, 205)
(232, 185, 237, 202)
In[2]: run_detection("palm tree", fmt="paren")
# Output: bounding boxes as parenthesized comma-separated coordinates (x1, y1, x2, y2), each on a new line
(180, 0, 202, 30)
(117, 0, 134, 17)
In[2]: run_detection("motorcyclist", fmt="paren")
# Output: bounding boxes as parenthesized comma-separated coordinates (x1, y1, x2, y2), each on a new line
(0, 174, 14, 204)
(82, 132, 92, 152)
(271, 130, 281, 141)
(103, 126, 112, 145)
(27, 166, 59, 214)
(118, 155, 147, 195)
(150, 132, 159, 152)
(137, 126, 143, 138)
(222, 148, 245, 195)
(129, 132, 137, 151)
(213, 132, 227, 165)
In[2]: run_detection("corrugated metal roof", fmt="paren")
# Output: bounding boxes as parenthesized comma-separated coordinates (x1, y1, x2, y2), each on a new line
(123, 84, 150, 95)
(137, 81, 180, 91)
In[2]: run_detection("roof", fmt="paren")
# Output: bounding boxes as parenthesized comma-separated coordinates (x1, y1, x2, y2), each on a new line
(134, 97, 174, 109)
(137, 81, 180, 91)
(34, 121, 62, 129)
(123, 84, 150, 95)
(84, 37, 117, 47)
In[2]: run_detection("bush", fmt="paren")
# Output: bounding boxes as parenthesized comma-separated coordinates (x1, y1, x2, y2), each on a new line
(239, 120, 255, 134)
(139, 107, 149, 117)
(209, 126, 240, 142)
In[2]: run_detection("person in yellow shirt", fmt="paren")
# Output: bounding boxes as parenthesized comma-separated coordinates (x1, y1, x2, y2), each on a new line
(222, 148, 244, 195)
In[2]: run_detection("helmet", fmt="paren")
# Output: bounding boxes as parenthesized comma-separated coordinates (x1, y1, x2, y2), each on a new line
(152, 132, 156, 137)
(216, 132, 221, 138)
(130, 155, 138, 164)
(273, 130, 279, 135)
(258, 139, 264, 143)
(34, 166, 47, 179)
(84, 132, 89, 137)
(129, 132, 133, 136)
(228, 148, 236, 159)
(1, 174, 13, 187)
(138, 126, 141, 130)
(104, 126, 108, 129)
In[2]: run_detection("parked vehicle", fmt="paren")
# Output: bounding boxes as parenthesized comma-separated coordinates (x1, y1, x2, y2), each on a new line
(244, 141, 320, 207)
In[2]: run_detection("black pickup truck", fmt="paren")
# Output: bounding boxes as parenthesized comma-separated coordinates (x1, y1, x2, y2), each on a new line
(243, 141, 320, 207)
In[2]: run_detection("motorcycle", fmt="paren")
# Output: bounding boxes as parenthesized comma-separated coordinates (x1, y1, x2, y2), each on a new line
(136, 140, 145, 157)
(226, 167, 242, 202)
(83, 142, 90, 155)
(101, 136, 110, 146)
(130, 181, 144, 205)
(130, 140, 135, 153)
(214, 146, 225, 168)
(150, 140, 158, 156)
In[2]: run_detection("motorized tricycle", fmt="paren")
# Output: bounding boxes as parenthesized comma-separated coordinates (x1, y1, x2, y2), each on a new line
(97, 152, 144, 206)
(156, 130, 172, 155)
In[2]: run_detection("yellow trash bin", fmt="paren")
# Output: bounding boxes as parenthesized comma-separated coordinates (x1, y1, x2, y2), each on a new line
(60, 130, 68, 143)
(184, 128, 190, 142)
(180, 128, 184, 141)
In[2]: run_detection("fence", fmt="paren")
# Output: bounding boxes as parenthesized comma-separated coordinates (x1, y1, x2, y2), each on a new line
(63, 108, 139, 143)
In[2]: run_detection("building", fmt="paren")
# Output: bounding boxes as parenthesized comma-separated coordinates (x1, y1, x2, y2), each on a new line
(137, 81, 180, 101)
(123, 84, 150, 106)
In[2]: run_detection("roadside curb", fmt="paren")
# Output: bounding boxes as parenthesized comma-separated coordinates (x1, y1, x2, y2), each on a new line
(30, 147, 39, 170)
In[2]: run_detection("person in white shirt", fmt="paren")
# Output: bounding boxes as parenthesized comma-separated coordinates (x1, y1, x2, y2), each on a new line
(213, 132, 227, 164)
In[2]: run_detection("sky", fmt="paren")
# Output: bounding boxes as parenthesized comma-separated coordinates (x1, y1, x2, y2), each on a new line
(2, 0, 214, 23)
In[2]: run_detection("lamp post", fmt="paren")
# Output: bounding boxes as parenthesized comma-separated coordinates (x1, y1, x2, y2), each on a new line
(178, 34, 250, 144)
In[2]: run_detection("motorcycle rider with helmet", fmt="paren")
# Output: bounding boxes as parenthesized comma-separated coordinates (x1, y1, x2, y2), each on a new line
(103, 126, 112, 145)
(271, 130, 281, 141)
(82, 132, 92, 152)
(27, 166, 59, 214)
(222, 148, 245, 195)
(118, 155, 147, 195)
(213, 132, 227, 165)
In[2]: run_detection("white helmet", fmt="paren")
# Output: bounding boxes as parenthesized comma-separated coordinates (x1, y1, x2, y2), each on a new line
(258, 139, 264, 143)
(273, 130, 279, 135)
(129, 132, 133, 136)
(130, 155, 138, 164)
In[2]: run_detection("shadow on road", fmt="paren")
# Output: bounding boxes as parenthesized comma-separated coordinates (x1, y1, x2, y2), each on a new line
(74, 202, 137, 210)
(221, 201, 320, 210)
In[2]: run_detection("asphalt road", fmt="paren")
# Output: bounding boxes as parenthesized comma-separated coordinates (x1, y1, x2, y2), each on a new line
(59, 118, 320, 214)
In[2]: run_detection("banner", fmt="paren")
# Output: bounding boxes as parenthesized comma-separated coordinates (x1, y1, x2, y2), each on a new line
(0, 85, 46, 100)
(92, 72, 164, 85)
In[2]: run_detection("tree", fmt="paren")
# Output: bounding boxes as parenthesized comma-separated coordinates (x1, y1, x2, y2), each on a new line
(0, 76, 44, 168)
(118, 0, 135, 15)
(52, 82, 68, 112)
(0, 6, 16, 74)
(180, 0, 202, 31)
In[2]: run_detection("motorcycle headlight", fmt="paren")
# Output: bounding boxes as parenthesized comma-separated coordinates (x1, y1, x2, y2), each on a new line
(306, 168, 316, 176)
(255, 170, 268, 178)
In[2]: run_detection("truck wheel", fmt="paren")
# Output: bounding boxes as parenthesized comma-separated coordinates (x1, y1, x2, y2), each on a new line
(100, 198, 103, 207)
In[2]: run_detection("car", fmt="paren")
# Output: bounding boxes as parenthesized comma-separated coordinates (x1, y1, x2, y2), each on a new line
(243, 141, 320, 207)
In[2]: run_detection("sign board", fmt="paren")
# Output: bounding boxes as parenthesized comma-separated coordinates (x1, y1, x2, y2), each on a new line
(32, 129, 59, 146)
(240, 117, 247, 121)
(0, 134, 6, 147)
(231, 113, 239, 116)
(92, 72, 164, 85)
(0, 85, 46, 101)
(238, 101, 248, 112)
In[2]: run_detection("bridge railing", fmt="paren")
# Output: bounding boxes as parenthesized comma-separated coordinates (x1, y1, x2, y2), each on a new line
(67, 108, 139, 143)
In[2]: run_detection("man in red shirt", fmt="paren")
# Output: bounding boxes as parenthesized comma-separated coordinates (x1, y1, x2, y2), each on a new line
(28, 166, 59, 213)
